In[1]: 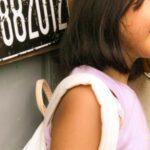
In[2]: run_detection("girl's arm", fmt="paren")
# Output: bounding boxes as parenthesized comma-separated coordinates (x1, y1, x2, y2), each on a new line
(50, 85, 102, 150)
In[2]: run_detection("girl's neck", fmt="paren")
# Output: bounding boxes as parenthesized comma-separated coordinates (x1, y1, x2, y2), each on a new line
(104, 68, 129, 84)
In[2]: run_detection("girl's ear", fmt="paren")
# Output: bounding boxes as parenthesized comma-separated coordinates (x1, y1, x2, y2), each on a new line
(143, 59, 150, 72)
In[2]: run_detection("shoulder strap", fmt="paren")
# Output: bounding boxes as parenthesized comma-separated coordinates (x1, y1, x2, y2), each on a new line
(36, 79, 52, 116)
(43, 73, 120, 150)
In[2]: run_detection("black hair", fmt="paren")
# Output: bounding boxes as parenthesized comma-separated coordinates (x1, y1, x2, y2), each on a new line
(60, 0, 144, 78)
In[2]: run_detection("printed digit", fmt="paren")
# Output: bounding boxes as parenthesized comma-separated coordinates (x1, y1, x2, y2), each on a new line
(58, 0, 67, 30)
(49, 0, 56, 32)
(28, 0, 39, 39)
(10, 0, 27, 42)
(35, 0, 49, 35)
(0, 0, 14, 46)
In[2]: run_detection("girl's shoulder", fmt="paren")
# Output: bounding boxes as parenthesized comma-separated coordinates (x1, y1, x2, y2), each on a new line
(45, 69, 122, 150)
(50, 84, 101, 149)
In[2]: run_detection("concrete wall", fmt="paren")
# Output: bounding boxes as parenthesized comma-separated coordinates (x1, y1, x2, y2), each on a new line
(0, 49, 62, 150)
(0, 55, 43, 150)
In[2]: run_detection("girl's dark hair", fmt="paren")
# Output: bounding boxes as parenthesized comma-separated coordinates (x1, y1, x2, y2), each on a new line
(60, 0, 144, 79)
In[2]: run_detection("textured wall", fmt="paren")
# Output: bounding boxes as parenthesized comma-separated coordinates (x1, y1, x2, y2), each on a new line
(0, 49, 63, 150)
(0, 55, 44, 150)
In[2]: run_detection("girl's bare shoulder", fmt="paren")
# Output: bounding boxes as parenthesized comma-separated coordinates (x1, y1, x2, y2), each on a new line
(50, 85, 101, 150)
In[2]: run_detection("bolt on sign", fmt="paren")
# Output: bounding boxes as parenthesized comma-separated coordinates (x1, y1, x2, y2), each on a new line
(0, 0, 69, 63)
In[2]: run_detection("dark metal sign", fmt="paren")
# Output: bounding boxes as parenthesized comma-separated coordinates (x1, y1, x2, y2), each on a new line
(0, 0, 69, 61)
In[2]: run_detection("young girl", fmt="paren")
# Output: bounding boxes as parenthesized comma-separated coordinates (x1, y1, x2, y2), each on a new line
(45, 0, 150, 149)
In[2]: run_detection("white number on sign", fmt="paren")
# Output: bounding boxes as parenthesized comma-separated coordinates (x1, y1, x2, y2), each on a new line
(10, 0, 27, 42)
(35, 0, 49, 35)
(0, 0, 68, 46)
(28, 0, 39, 39)
(0, 0, 14, 46)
